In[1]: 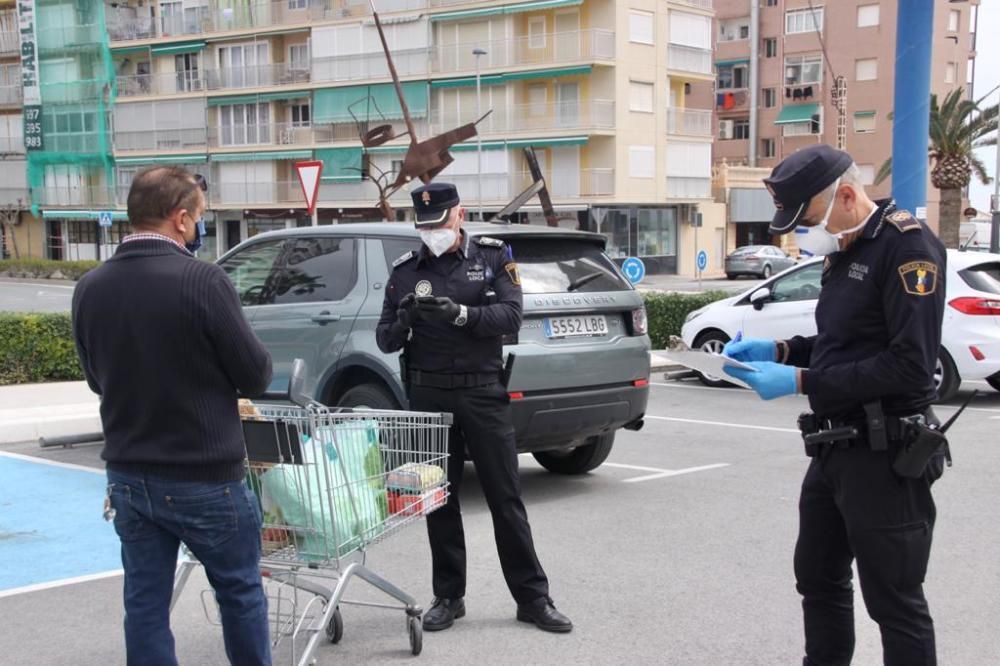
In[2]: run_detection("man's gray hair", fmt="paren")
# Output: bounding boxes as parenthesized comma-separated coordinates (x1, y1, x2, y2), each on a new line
(815, 163, 863, 207)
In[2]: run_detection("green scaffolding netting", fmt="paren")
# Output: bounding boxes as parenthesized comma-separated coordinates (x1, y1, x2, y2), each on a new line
(27, 0, 117, 216)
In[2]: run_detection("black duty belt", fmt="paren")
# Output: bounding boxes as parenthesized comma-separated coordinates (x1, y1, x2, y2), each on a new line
(800, 412, 916, 458)
(409, 370, 499, 389)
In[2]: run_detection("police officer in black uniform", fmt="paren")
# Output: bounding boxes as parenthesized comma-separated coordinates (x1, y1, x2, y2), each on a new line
(375, 182, 572, 634)
(723, 145, 947, 666)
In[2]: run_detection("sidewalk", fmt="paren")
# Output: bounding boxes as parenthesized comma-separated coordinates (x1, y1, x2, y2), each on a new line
(0, 351, 678, 445)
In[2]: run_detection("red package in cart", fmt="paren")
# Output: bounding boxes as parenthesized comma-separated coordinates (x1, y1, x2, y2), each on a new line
(389, 487, 446, 516)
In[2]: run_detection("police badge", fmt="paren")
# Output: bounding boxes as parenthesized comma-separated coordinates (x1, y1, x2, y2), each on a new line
(415, 280, 433, 297)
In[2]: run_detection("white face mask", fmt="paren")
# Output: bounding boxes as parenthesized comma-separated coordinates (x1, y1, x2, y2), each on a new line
(794, 178, 869, 256)
(420, 227, 457, 257)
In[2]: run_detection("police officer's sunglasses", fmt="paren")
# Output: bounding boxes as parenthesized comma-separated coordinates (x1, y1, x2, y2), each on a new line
(193, 173, 208, 193)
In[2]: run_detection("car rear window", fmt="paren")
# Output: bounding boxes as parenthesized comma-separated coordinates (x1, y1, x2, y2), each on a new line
(504, 237, 631, 294)
(959, 262, 1000, 294)
(732, 246, 760, 256)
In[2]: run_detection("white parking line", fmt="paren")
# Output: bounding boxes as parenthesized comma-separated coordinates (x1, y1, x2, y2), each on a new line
(622, 463, 731, 484)
(0, 570, 123, 599)
(645, 415, 800, 434)
(651, 381, 741, 393)
(0, 450, 104, 475)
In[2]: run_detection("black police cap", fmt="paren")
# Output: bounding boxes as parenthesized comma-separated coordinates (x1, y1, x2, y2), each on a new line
(411, 182, 461, 227)
(763, 144, 853, 235)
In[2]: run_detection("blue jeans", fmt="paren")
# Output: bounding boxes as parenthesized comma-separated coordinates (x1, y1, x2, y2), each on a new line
(106, 469, 271, 666)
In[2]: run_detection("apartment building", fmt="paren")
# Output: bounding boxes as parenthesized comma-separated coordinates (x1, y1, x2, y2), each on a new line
(2, 0, 730, 276)
(706, 0, 979, 246)
(0, 1, 28, 259)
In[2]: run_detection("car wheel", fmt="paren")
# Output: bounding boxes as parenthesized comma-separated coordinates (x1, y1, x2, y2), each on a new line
(761, 264, 772, 279)
(726, 273, 736, 280)
(532, 432, 615, 475)
(692, 331, 734, 388)
(987, 373, 1000, 392)
(336, 383, 399, 410)
(934, 350, 960, 403)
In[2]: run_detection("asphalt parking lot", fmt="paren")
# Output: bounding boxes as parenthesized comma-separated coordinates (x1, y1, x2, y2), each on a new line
(1, 379, 998, 665)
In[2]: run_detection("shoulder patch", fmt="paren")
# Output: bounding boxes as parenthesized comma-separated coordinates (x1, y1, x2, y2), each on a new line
(475, 236, 505, 248)
(898, 260, 939, 296)
(887, 210, 921, 233)
(392, 250, 417, 268)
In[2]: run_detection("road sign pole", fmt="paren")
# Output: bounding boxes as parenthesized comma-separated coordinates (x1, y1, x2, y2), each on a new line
(695, 215, 701, 289)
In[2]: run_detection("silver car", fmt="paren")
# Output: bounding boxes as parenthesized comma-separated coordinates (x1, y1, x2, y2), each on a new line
(218, 222, 650, 475)
(725, 245, 796, 280)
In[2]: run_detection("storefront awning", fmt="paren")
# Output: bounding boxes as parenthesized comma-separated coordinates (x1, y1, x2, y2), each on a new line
(211, 150, 314, 162)
(430, 66, 591, 89)
(775, 103, 819, 125)
(313, 82, 428, 124)
(431, 0, 582, 21)
(150, 41, 206, 56)
(111, 46, 150, 56)
(257, 90, 311, 103)
(41, 210, 128, 221)
(316, 147, 364, 181)
(715, 58, 750, 67)
(207, 94, 265, 107)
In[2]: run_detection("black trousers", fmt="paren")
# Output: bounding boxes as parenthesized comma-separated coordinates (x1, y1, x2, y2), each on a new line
(409, 382, 549, 605)
(795, 444, 945, 666)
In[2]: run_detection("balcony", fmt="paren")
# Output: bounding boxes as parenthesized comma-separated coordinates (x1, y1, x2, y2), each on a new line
(666, 107, 712, 136)
(667, 44, 713, 76)
(208, 123, 317, 148)
(114, 128, 209, 152)
(117, 63, 311, 98)
(669, 0, 713, 8)
(432, 30, 614, 75)
(0, 187, 28, 206)
(33, 185, 117, 208)
(715, 89, 749, 113)
(429, 100, 615, 136)
(211, 180, 304, 207)
(0, 31, 18, 57)
(666, 176, 711, 199)
(0, 84, 22, 108)
(0, 135, 25, 153)
(36, 24, 105, 51)
(313, 47, 431, 84)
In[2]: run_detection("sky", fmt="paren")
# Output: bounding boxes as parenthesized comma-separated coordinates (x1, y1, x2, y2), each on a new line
(968, 1, 999, 213)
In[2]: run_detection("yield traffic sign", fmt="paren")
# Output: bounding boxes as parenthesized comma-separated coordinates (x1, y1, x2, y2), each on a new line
(295, 160, 323, 215)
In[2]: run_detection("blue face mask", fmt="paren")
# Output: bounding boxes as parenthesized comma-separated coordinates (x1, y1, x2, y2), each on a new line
(186, 218, 206, 254)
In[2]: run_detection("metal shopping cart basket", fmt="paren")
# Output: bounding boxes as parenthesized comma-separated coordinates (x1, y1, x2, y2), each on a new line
(170, 360, 451, 663)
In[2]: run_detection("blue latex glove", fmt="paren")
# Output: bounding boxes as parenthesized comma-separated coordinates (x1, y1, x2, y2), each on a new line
(723, 332, 776, 362)
(725, 361, 798, 400)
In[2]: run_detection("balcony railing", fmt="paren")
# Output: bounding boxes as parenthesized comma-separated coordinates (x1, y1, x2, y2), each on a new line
(34, 185, 117, 208)
(114, 128, 209, 152)
(0, 187, 27, 206)
(666, 176, 711, 199)
(667, 107, 713, 136)
(715, 88, 749, 112)
(667, 44, 713, 76)
(117, 64, 311, 98)
(0, 135, 25, 153)
(208, 123, 316, 148)
(429, 100, 615, 136)
(36, 24, 105, 50)
(432, 30, 614, 75)
(669, 0, 713, 8)
(312, 48, 431, 84)
(0, 85, 22, 107)
(0, 31, 18, 56)
(211, 180, 304, 207)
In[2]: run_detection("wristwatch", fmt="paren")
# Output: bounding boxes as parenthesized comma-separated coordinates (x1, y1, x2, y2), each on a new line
(452, 304, 468, 327)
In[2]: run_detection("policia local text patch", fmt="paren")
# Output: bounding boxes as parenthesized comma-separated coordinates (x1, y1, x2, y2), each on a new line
(897, 261, 938, 296)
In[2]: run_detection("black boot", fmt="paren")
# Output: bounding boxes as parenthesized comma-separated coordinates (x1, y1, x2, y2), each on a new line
(422, 597, 466, 631)
(516, 596, 573, 633)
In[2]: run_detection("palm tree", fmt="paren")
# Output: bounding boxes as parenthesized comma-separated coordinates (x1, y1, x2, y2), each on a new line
(875, 88, 997, 248)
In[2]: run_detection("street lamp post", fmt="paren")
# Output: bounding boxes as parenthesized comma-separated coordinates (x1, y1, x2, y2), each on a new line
(473, 48, 487, 221)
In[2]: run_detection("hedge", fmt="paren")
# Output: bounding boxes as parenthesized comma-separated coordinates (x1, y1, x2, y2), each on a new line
(0, 259, 100, 281)
(0, 313, 83, 385)
(642, 290, 730, 349)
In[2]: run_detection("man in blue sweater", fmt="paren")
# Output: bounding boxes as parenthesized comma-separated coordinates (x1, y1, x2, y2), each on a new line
(72, 166, 273, 665)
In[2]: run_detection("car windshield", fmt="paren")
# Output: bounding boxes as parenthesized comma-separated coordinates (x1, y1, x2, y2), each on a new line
(505, 238, 631, 294)
(959, 262, 1000, 294)
(732, 246, 762, 256)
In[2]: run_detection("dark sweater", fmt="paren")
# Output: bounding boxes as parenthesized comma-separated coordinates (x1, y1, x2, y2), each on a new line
(72, 239, 272, 482)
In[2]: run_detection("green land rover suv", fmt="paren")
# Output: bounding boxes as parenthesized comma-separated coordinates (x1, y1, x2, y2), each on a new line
(218, 222, 650, 474)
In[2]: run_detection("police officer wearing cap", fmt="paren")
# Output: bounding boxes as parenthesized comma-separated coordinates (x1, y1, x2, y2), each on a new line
(723, 145, 947, 665)
(376, 182, 572, 634)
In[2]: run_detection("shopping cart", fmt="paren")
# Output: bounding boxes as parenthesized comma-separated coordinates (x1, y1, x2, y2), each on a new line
(170, 360, 452, 663)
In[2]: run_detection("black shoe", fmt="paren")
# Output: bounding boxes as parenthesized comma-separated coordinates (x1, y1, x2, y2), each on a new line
(516, 596, 573, 633)
(422, 597, 465, 632)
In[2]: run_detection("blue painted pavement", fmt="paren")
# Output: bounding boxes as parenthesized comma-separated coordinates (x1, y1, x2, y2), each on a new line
(0, 455, 120, 592)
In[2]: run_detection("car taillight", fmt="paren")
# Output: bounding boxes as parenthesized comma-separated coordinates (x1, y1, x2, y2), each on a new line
(633, 378, 649, 387)
(948, 297, 1000, 316)
(970, 346, 985, 361)
(631, 307, 648, 335)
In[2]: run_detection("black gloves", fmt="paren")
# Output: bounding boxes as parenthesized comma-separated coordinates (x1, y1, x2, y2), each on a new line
(397, 293, 420, 329)
(417, 296, 461, 322)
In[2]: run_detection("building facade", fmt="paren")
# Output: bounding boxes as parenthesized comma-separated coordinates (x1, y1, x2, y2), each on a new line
(706, 0, 980, 241)
(2, 0, 728, 276)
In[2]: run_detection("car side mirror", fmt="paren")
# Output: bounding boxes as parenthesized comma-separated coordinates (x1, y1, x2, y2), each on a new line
(750, 287, 771, 311)
(288, 358, 309, 407)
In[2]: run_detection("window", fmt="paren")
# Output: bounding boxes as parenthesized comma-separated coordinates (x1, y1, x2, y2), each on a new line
(218, 42, 270, 88)
(220, 103, 271, 146)
(763, 87, 777, 108)
(506, 238, 631, 294)
(290, 102, 310, 127)
(948, 9, 960, 32)
(853, 111, 876, 133)
(629, 10, 654, 45)
(784, 54, 822, 85)
(219, 239, 286, 306)
(717, 63, 748, 89)
(769, 263, 822, 302)
(782, 113, 822, 137)
(761, 138, 775, 158)
(855, 58, 878, 81)
(669, 11, 711, 49)
(733, 119, 750, 140)
(628, 145, 655, 178)
(381, 238, 421, 270)
(719, 17, 751, 42)
(528, 16, 546, 48)
(857, 4, 879, 28)
(858, 164, 875, 185)
(945, 62, 956, 84)
(764, 0, 778, 6)
(763, 37, 777, 58)
(629, 81, 654, 113)
(175, 53, 200, 92)
(273, 237, 357, 304)
(288, 0, 306, 8)
(288, 43, 309, 71)
(785, 6, 824, 34)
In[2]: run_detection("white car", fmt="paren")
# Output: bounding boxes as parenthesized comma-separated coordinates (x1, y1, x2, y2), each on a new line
(681, 249, 1000, 402)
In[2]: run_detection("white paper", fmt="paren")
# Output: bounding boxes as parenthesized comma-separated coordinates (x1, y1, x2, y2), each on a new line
(662, 350, 758, 389)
